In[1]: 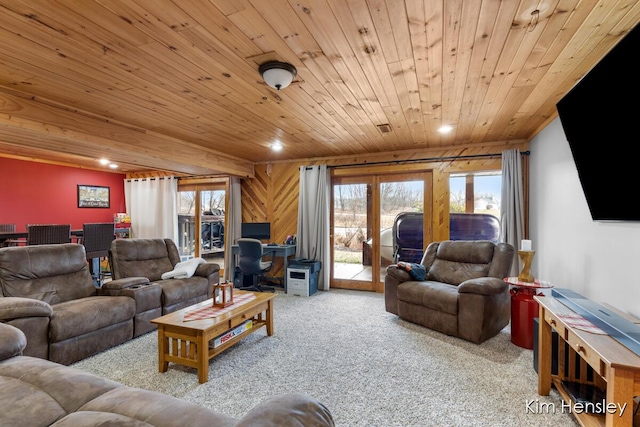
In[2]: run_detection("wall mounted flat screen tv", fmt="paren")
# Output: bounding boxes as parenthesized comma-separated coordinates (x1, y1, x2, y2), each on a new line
(241, 222, 271, 240)
(556, 23, 640, 221)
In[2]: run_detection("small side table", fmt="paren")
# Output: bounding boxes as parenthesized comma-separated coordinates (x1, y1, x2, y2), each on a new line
(503, 276, 554, 349)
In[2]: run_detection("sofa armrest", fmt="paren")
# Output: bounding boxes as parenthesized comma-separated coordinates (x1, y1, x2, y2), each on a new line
(234, 394, 334, 427)
(194, 262, 220, 278)
(97, 281, 162, 320)
(101, 277, 150, 290)
(385, 265, 411, 284)
(383, 265, 412, 315)
(458, 277, 508, 296)
(0, 297, 53, 321)
(0, 322, 27, 361)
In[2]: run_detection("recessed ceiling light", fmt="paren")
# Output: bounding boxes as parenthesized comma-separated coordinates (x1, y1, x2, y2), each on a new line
(271, 141, 283, 152)
(108, 163, 119, 169)
(99, 158, 110, 165)
(438, 125, 453, 134)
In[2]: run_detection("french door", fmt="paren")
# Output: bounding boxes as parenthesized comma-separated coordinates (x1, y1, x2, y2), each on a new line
(331, 169, 431, 292)
(177, 180, 228, 271)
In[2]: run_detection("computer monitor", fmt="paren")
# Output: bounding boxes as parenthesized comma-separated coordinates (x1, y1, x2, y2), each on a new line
(241, 222, 271, 240)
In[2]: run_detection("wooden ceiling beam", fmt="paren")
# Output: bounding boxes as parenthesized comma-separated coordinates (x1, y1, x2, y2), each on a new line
(0, 90, 254, 177)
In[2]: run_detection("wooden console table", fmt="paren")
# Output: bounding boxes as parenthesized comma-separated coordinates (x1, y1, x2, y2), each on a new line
(535, 295, 640, 426)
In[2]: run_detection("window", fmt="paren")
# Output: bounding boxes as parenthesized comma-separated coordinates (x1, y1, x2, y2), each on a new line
(449, 172, 501, 242)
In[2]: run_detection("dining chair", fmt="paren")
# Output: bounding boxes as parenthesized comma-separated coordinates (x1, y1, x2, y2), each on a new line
(26, 224, 71, 245)
(82, 222, 116, 286)
(0, 224, 20, 247)
(0, 224, 15, 232)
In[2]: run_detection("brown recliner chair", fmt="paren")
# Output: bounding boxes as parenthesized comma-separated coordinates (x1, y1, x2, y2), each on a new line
(385, 240, 515, 344)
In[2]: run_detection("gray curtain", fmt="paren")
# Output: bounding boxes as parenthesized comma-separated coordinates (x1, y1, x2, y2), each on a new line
(124, 177, 178, 241)
(296, 165, 330, 290)
(500, 149, 525, 276)
(224, 177, 242, 281)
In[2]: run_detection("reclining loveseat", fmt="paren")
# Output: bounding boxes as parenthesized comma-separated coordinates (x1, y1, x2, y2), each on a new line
(0, 322, 335, 426)
(385, 240, 514, 344)
(0, 243, 140, 364)
(109, 238, 219, 316)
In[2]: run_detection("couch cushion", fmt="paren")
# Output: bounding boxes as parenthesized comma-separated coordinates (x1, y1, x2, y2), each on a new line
(79, 387, 238, 427)
(0, 244, 96, 304)
(51, 411, 152, 426)
(426, 241, 494, 285)
(0, 355, 123, 426)
(0, 374, 68, 426)
(50, 296, 135, 342)
(157, 276, 210, 308)
(236, 394, 335, 427)
(111, 239, 176, 282)
(397, 281, 459, 315)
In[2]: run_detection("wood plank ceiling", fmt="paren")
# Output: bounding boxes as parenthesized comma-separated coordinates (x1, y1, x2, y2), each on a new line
(0, 0, 638, 177)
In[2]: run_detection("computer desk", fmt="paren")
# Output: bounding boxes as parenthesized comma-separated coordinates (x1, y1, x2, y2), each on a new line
(230, 244, 296, 290)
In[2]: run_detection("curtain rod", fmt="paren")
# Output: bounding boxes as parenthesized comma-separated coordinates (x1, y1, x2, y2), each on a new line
(328, 150, 530, 169)
(125, 176, 178, 182)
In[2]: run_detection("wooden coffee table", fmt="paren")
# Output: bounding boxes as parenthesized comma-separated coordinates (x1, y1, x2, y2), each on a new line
(151, 290, 276, 383)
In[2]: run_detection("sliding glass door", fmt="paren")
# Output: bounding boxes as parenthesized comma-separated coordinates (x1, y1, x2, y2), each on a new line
(331, 169, 430, 292)
(332, 177, 373, 290)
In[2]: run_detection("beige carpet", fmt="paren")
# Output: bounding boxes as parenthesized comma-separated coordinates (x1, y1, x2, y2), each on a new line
(72, 289, 577, 427)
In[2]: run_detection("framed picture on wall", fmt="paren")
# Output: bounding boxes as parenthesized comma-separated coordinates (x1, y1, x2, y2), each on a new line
(78, 185, 110, 208)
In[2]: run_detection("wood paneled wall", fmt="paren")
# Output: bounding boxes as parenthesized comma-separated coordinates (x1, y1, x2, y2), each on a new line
(241, 140, 529, 275)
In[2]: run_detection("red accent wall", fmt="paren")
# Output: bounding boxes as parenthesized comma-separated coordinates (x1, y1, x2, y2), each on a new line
(0, 158, 126, 232)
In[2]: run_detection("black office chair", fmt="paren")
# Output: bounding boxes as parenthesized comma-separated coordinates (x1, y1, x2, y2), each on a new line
(82, 222, 115, 286)
(237, 238, 276, 292)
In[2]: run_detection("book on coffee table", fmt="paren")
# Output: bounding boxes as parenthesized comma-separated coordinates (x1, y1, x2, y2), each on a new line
(210, 320, 253, 349)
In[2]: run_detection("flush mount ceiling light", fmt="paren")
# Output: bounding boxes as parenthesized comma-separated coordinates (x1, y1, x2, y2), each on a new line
(259, 61, 297, 90)
(438, 125, 454, 134)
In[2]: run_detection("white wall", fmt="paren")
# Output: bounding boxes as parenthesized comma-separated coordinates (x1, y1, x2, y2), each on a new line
(529, 118, 640, 318)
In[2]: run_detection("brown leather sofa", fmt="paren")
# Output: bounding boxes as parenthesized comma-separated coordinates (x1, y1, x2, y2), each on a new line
(0, 243, 141, 364)
(109, 238, 220, 315)
(385, 240, 515, 344)
(0, 322, 335, 427)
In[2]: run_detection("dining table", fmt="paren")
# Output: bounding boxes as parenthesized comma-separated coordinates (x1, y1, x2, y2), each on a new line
(0, 228, 130, 246)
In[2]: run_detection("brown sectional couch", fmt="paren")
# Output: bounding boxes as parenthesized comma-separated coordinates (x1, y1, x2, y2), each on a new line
(385, 240, 515, 344)
(0, 241, 220, 364)
(0, 322, 335, 426)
